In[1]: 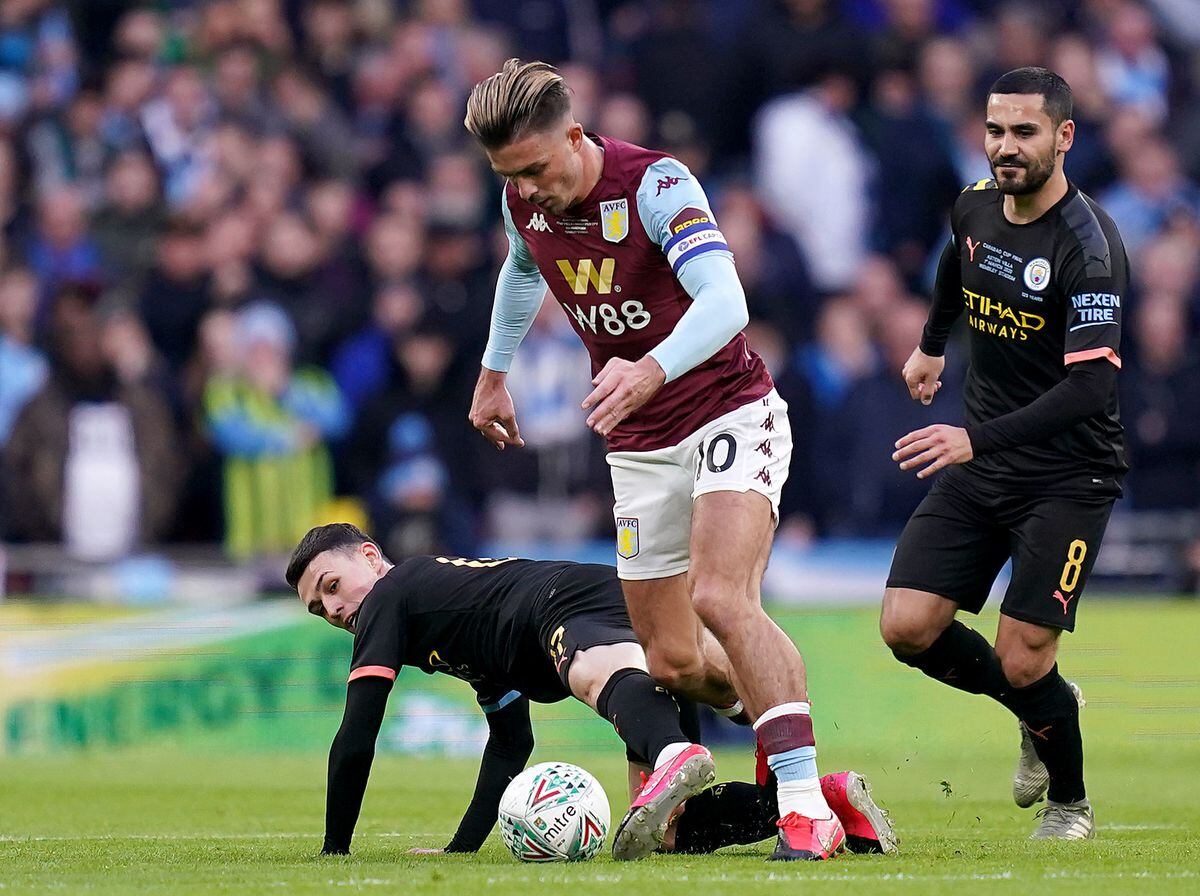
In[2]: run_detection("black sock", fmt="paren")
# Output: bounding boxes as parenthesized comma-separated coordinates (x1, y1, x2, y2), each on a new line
(1001, 665, 1085, 803)
(674, 694, 703, 744)
(597, 668, 688, 769)
(672, 782, 778, 854)
(894, 621, 1013, 702)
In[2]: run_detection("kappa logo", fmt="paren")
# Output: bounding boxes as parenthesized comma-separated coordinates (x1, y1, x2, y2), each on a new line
(526, 212, 552, 233)
(656, 175, 685, 195)
(965, 236, 980, 262)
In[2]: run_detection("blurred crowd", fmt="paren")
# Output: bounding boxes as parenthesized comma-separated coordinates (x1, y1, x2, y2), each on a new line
(2, 0, 1200, 568)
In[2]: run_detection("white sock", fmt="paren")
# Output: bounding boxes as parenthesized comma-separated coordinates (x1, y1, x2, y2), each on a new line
(654, 741, 691, 770)
(713, 699, 745, 718)
(777, 778, 833, 820)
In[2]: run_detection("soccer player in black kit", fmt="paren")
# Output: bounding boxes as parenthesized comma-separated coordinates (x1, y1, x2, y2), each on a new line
(286, 524, 894, 860)
(880, 68, 1128, 841)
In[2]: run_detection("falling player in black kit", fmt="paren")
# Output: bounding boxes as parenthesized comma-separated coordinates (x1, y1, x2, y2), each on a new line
(880, 68, 1128, 841)
(286, 524, 894, 860)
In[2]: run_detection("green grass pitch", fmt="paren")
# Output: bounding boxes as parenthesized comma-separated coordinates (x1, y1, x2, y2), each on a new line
(2, 600, 1198, 894)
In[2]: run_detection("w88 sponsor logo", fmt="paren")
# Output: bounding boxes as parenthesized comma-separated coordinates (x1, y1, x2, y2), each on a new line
(561, 300, 651, 335)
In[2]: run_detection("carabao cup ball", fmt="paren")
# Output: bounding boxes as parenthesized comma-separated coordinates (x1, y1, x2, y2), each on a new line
(497, 761, 610, 862)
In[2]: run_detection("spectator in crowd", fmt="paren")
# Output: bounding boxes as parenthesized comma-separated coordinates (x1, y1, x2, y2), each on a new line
(1100, 135, 1200, 256)
(1095, 0, 1170, 126)
(839, 297, 963, 535)
(25, 186, 102, 324)
(137, 217, 211, 374)
(91, 151, 168, 290)
(26, 87, 110, 209)
(204, 302, 349, 558)
(1120, 297, 1200, 510)
(481, 299, 607, 544)
(0, 266, 47, 447)
(777, 298, 879, 535)
(347, 318, 478, 557)
(2, 283, 179, 557)
(716, 184, 819, 345)
(0, 0, 1198, 577)
(857, 65, 960, 280)
(753, 62, 872, 293)
(332, 281, 422, 416)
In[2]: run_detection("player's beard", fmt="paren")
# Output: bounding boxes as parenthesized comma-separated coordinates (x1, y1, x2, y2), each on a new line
(990, 147, 1056, 196)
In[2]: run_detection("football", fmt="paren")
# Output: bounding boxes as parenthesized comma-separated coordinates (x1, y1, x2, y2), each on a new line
(497, 761, 610, 862)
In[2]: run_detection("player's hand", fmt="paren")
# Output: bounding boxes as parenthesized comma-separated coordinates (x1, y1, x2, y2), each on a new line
(407, 847, 446, 855)
(581, 355, 666, 437)
(469, 367, 525, 451)
(893, 424, 973, 479)
(901, 347, 945, 405)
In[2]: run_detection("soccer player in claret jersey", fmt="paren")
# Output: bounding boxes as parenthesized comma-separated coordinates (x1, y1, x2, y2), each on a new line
(287, 524, 896, 859)
(463, 59, 845, 860)
(881, 68, 1129, 840)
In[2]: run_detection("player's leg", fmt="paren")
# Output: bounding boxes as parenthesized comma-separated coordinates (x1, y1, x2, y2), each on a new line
(663, 781, 778, 854)
(881, 474, 1013, 701)
(566, 640, 696, 770)
(688, 490, 843, 860)
(993, 494, 1113, 838)
(622, 575, 740, 707)
(607, 446, 740, 708)
(685, 390, 846, 860)
(561, 636, 716, 860)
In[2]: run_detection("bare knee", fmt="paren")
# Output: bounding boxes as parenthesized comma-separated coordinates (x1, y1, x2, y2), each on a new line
(880, 588, 953, 655)
(995, 624, 1058, 688)
(690, 582, 754, 641)
(645, 646, 707, 696)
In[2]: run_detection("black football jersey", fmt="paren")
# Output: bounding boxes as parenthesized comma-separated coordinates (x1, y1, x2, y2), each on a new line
(930, 179, 1129, 494)
(347, 556, 578, 706)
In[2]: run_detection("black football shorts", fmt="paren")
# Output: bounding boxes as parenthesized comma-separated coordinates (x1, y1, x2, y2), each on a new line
(535, 563, 639, 688)
(887, 468, 1115, 632)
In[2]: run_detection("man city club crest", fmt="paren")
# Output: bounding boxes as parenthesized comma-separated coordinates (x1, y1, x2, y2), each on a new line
(600, 198, 629, 243)
(1024, 257, 1051, 292)
(616, 517, 639, 559)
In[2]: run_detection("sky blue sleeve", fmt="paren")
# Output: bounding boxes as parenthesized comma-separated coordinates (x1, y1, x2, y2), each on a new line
(635, 159, 747, 383)
(481, 190, 547, 373)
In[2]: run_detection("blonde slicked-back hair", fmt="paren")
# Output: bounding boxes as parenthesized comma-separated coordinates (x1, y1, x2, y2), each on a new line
(464, 58, 572, 149)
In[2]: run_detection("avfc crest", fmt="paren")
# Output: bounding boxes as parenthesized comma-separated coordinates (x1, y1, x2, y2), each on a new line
(600, 198, 629, 243)
(615, 517, 639, 559)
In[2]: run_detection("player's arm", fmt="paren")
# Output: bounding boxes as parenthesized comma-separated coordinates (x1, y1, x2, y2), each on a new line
(641, 159, 745, 382)
(322, 675, 393, 855)
(582, 159, 745, 435)
(471, 189, 547, 450)
(443, 692, 534, 853)
(902, 236, 963, 405)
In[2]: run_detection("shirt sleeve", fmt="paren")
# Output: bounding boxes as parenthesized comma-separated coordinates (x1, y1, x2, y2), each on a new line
(347, 579, 405, 684)
(445, 691, 534, 853)
(635, 158, 747, 383)
(322, 676, 392, 854)
(636, 157, 732, 271)
(481, 188, 547, 373)
(919, 236, 965, 357)
(1058, 216, 1128, 369)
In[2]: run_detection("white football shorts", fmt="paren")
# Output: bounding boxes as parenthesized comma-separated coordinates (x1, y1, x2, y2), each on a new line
(606, 388, 792, 580)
